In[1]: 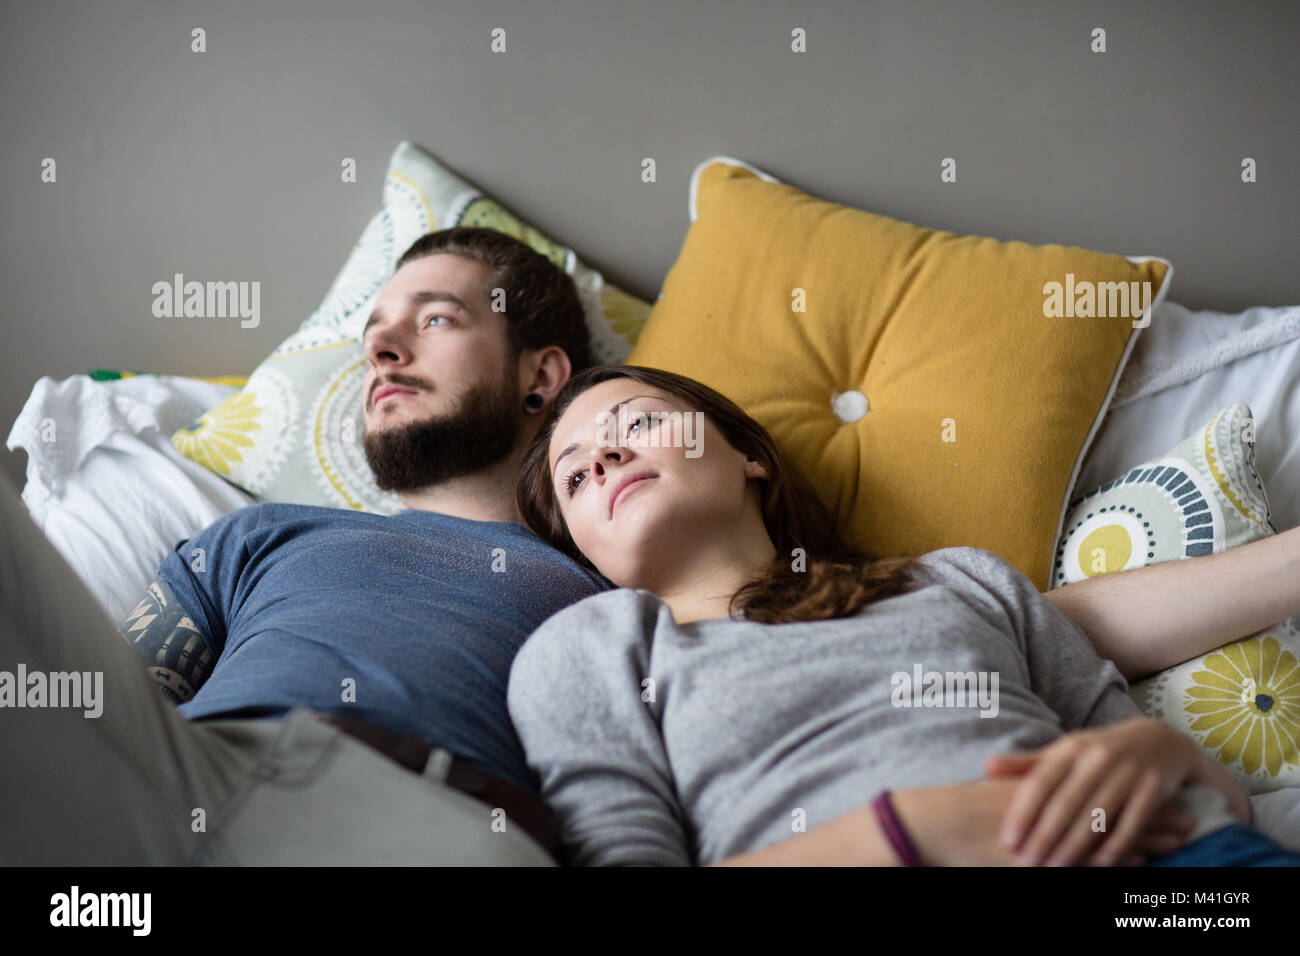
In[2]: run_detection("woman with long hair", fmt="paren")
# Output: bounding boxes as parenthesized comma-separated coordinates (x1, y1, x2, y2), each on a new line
(508, 364, 1296, 866)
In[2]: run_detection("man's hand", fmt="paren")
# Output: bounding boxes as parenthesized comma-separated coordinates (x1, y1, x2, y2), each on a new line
(986, 717, 1209, 866)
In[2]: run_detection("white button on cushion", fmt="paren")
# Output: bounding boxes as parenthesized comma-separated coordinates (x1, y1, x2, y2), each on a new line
(830, 390, 869, 424)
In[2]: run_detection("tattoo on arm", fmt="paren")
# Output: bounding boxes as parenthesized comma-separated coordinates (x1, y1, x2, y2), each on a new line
(116, 578, 214, 705)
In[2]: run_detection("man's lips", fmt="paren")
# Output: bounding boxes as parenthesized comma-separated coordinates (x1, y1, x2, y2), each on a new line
(372, 385, 419, 408)
(609, 473, 656, 518)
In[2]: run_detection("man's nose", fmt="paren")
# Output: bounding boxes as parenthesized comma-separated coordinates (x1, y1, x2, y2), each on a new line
(364, 325, 411, 368)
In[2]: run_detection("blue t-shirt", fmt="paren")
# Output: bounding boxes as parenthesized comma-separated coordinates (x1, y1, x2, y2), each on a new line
(155, 503, 609, 793)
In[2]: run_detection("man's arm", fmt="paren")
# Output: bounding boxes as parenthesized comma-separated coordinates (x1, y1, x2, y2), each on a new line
(1043, 525, 1300, 681)
(115, 577, 215, 705)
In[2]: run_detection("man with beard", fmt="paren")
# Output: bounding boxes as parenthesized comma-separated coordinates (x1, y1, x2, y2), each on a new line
(0, 227, 607, 865)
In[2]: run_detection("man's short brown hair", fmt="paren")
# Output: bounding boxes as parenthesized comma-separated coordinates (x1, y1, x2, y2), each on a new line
(395, 227, 593, 373)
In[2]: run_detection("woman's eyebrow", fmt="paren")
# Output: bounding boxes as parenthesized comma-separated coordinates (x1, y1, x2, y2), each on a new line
(551, 395, 667, 477)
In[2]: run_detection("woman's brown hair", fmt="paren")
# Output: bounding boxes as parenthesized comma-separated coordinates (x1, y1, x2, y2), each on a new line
(516, 365, 923, 624)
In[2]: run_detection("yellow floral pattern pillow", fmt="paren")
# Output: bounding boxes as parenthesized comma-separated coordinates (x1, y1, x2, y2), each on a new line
(1052, 404, 1300, 793)
(170, 141, 652, 511)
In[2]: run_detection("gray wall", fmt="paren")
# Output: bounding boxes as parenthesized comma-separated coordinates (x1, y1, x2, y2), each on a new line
(3, 0, 1297, 490)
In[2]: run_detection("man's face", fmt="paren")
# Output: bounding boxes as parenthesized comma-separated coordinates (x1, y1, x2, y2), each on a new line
(360, 253, 523, 492)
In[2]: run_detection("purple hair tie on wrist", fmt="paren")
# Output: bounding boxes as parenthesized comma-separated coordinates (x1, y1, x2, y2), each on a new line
(872, 790, 923, 866)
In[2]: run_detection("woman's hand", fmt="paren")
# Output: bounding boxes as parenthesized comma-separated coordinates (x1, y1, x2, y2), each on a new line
(985, 717, 1220, 866)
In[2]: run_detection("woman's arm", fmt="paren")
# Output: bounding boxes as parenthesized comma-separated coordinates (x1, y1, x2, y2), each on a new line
(711, 777, 1193, 866)
(710, 779, 1025, 866)
(1043, 525, 1300, 681)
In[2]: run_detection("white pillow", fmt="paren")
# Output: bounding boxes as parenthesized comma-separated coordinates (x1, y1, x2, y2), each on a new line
(5, 374, 256, 621)
(1079, 301, 1300, 531)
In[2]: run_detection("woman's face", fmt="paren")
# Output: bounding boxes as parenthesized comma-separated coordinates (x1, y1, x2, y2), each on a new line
(546, 378, 767, 589)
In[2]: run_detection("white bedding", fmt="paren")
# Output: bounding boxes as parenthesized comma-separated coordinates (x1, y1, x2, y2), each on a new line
(4, 373, 255, 622)
(1085, 301, 1300, 532)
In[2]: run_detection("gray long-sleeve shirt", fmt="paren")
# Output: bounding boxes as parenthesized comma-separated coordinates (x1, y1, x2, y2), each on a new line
(505, 546, 1189, 865)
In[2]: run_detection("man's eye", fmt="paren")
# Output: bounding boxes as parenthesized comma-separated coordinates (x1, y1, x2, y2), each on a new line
(424, 314, 451, 328)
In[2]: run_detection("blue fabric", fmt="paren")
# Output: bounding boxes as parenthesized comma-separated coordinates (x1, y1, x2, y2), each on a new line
(1151, 824, 1300, 866)
(156, 503, 608, 794)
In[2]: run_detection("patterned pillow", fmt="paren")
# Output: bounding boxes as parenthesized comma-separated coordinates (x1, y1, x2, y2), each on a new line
(1051, 404, 1300, 793)
(170, 140, 652, 511)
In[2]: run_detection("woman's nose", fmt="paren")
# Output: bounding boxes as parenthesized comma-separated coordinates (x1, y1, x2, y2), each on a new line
(592, 448, 628, 483)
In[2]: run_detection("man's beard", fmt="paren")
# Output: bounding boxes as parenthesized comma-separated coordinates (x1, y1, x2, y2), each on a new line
(363, 374, 523, 493)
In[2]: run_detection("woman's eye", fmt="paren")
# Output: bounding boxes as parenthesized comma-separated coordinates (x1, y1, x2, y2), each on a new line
(564, 468, 588, 496)
(628, 413, 650, 436)
(423, 314, 451, 328)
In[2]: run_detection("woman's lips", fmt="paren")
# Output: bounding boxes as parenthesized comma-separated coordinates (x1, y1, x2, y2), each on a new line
(609, 475, 655, 517)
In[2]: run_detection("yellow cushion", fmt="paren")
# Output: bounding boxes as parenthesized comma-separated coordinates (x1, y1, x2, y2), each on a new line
(627, 158, 1171, 588)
